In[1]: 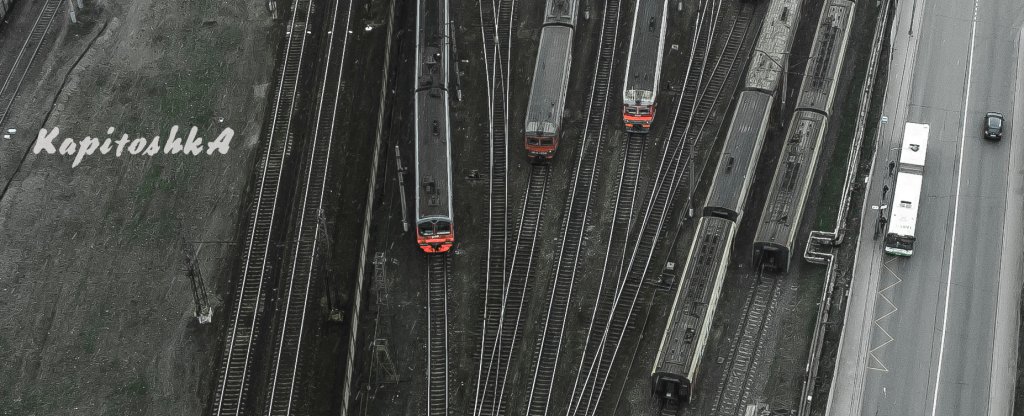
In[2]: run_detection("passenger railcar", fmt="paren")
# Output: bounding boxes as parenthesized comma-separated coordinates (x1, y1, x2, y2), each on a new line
(622, 0, 668, 132)
(650, 91, 770, 405)
(751, 0, 854, 271)
(414, 0, 455, 253)
(702, 91, 773, 222)
(650, 0, 809, 404)
(744, 0, 803, 94)
(752, 111, 828, 271)
(651, 216, 735, 403)
(524, 0, 579, 161)
(792, 1, 854, 115)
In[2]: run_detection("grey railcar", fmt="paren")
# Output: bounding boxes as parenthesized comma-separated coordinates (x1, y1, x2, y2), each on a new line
(524, 0, 580, 160)
(793, 0, 855, 115)
(744, 0, 803, 94)
(702, 90, 773, 222)
(752, 111, 828, 271)
(752, 0, 855, 269)
(651, 216, 736, 403)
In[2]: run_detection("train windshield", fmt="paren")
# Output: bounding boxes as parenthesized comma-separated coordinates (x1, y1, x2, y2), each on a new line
(418, 222, 434, 236)
(527, 136, 554, 146)
(624, 105, 651, 116)
(418, 220, 452, 236)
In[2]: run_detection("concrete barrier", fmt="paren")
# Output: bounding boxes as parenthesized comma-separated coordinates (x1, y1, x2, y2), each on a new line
(798, 0, 893, 413)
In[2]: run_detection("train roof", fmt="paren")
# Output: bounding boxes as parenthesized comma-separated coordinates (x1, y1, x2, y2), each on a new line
(652, 217, 736, 380)
(622, 0, 668, 106)
(703, 91, 772, 222)
(794, 0, 854, 114)
(754, 110, 828, 246)
(889, 172, 923, 237)
(543, 0, 579, 27)
(899, 122, 929, 169)
(525, 26, 574, 137)
(745, 0, 802, 93)
(415, 0, 453, 221)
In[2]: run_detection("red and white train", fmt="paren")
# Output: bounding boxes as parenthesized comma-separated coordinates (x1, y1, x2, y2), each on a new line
(414, 0, 455, 253)
(622, 0, 668, 132)
(524, 0, 580, 161)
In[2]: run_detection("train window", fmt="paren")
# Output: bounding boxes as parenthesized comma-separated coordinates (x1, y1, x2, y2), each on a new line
(624, 106, 637, 116)
(418, 223, 434, 236)
(638, 107, 650, 115)
(436, 222, 452, 234)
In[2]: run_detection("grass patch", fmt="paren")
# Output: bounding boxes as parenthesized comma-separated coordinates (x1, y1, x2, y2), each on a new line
(813, 3, 883, 231)
(136, 164, 168, 201)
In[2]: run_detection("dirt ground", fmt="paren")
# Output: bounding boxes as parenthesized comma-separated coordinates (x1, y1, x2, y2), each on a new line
(0, 0, 278, 413)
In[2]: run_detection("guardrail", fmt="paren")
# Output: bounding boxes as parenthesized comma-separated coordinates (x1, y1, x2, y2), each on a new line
(798, 0, 893, 413)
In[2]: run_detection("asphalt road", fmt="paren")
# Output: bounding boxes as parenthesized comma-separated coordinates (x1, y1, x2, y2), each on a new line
(826, 0, 1024, 414)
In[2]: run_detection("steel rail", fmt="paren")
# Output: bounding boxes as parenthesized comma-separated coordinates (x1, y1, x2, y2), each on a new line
(213, 0, 315, 412)
(0, 0, 64, 127)
(264, 0, 354, 413)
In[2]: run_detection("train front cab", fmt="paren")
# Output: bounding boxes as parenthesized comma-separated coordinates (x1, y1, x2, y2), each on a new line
(651, 371, 691, 403)
(416, 218, 454, 253)
(752, 242, 789, 272)
(624, 103, 655, 132)
(526, 133, 558, 162)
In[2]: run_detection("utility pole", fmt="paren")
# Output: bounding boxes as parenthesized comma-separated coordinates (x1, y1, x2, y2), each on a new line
(183, 243, 212, 324)
(67, 0, 80, 23)
(395, 145, 409, 232)
(369, 252, 398, 385)
(318, 208, 343, 322)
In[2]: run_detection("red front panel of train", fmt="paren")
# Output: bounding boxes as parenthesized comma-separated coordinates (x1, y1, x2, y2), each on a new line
(418, 233, 454, 253)
(622, 111, 655, 130)
(526, 136, 559, 159)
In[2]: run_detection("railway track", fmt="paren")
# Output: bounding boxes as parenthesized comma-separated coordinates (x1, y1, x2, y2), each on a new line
(473, 0, 515, 414)
(710, 269, 781, 415)
(679, 4, 753, 183)
(427, 254, 451, 416)
(477, 0, 514, 272)
(653, 3, 755, 287)
(567, 1, 759, 413)
(596, 134, 646, 313)
(475, 165, 551, 416)
(0, 0, 63, 127)
(522, 0, 624, 410)
(263, 0, 352, 414)
(565, 1, 722, 413)
(211, 0, 315, 413)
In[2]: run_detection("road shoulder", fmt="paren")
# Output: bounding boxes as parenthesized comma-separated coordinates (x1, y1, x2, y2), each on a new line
(986, 25, 1024, 416)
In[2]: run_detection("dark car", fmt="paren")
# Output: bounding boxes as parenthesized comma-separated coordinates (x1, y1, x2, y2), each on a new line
(984, 112, 1004, 140)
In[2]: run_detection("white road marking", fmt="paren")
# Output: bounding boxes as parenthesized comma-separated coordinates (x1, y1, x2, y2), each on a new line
(930, 0, 980, 414)
(867, 261, 904, 372)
